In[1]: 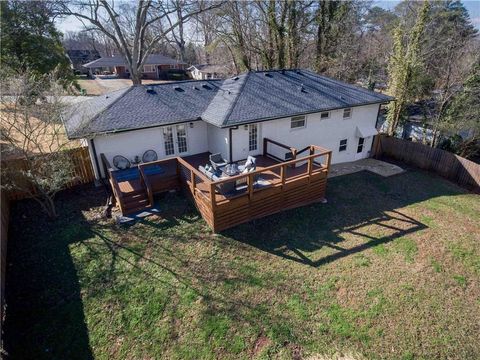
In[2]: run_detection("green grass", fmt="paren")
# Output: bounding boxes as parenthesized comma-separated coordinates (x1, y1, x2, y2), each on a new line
(4, 169, 480, 359)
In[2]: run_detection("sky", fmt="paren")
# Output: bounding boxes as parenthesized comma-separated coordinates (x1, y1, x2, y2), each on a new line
(56, 0, 480, 33)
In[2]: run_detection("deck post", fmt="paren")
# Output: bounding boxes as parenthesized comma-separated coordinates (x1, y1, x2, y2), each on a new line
(190, 169, 195, 193)
(291, 148, 298, 169)
(281, 164, 286, 187)
(263, 138, 268, 156)
(327, 151, 332, 171)
(248, 173, 254, 201)
(210, 182, 216, 210)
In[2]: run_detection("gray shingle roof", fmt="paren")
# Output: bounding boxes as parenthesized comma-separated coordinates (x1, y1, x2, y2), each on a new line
(63, 69, 393, 139)
(64, 80, 221, 139)
(83, 54, 185, 68)
(202, 69, 393, 127)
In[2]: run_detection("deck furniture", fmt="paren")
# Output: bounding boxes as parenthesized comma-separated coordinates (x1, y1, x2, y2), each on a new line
(199, 165, 235, 194)
(209, 153, 228, 171)
(113, 155, 131, 170)
(223, 163, 240, 176)
(142, 150, 158, 163)
(238, 156, 256, 173)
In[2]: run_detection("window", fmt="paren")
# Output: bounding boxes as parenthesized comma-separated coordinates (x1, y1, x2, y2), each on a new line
(357, 137, 365, 153)
(320, 111, 330, 119)
(143, 65, 155, 72)
(339, 139, 348, 152)
(343, 108, 352, 119)
(249, 124, 258, 151)
(163, 126, 174, 155)
(176, 124, 188, 153)
(291, 115, 306, 129)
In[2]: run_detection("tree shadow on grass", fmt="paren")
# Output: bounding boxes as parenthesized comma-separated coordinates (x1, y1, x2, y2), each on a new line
(223, 170, 465, 267)
(3, 184, 106, 360)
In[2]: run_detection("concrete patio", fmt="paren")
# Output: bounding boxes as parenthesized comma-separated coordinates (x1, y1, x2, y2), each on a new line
(329, 158, 404, 178)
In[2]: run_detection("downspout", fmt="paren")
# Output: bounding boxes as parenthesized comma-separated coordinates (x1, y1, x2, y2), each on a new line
(228, 126, 239, 163)
(89, 138, 102, 180)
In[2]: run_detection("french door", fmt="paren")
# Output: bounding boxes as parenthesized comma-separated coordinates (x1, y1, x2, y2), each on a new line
(163, 124, 188, 156)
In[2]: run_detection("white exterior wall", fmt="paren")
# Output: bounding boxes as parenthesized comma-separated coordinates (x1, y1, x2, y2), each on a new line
(92, 121, 208, 178)
(207, 123, 229, 159)
(230, 104, 380, 164)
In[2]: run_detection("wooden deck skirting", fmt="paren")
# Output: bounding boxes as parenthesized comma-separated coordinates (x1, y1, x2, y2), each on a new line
(104, 138, 332, 232)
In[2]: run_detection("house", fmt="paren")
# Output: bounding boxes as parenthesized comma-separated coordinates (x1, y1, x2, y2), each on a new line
(83, 54, 187, 79)
(187, 64, 230, 80)
(66, 49, 101, 75)
(64, 69, 392, 231)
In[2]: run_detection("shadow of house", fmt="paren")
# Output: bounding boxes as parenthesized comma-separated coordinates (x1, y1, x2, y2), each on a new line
(222, 170, 461, 267)
(3, 184, 106, 360)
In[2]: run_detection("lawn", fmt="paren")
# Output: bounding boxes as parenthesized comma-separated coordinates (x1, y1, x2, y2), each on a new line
(4, 169, 480, 359)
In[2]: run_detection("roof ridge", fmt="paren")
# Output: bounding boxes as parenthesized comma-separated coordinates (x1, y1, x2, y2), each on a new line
(221, 72, 250, 125)
(301, 69, 388, 98)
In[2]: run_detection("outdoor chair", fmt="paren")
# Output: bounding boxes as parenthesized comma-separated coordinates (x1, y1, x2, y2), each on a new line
(238, 155, 256, 173)
(113, 155, 131, 170)
(209, 153, 228, 171)
(142, 149, 158, 163)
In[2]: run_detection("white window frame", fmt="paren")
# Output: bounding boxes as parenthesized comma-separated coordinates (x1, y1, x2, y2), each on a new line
(320, 111, 330, 120)
(343, 108, 352, 119)
(290, 115, 306, 130)
(339, 139, 348, 152)
(143, 65, 155, 73)
(248, 124, 258, 151)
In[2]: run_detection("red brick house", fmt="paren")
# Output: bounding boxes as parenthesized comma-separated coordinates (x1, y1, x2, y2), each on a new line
(83, 54, 187, 79)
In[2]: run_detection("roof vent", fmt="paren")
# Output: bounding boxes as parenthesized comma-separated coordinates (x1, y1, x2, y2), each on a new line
(299, 83, 305, 92)
(146, 85, 156, 94)
(193, 86, 199, 90)
(264, 73, 273, 78)
(174, 86, 185, 92)
(202, 84, 212, 90)
(232, 76, 239, 81)
(296, 70, 303, 75)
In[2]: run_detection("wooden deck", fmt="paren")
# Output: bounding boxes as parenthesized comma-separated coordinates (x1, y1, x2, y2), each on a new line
(102, 138, 332, 232)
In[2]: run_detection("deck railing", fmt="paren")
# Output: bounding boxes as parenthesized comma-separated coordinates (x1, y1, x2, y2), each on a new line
(104, 138, 332, 231)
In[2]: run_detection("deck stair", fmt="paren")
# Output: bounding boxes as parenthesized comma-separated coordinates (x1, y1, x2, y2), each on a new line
(121, 188, 151, 214)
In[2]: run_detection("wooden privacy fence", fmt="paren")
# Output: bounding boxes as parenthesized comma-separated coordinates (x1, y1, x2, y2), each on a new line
(1, 147, 95, 201)
(373, 135, 480, 191)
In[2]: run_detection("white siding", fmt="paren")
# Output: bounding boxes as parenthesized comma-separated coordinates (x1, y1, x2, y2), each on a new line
(207, 123, 229, 160)
(230, 104, 380, 164)
(92, 121, 208, 178)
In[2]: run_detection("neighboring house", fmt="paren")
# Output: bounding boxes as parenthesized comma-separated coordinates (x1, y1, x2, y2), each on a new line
(67, 49, 101, 75)
(83, 54, 187, 79)
(187, 64, 230, 80)
(64, 69, 392, 180)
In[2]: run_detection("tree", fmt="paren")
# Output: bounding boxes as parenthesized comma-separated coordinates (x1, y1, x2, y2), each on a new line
(0, 1, 73, 84)
(56, 0, 222, 85)
(385, 1, 430, 136)
(440, 61, 480, 159)
(422, 0, 478, 146)
(0, 70, 77, 218)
